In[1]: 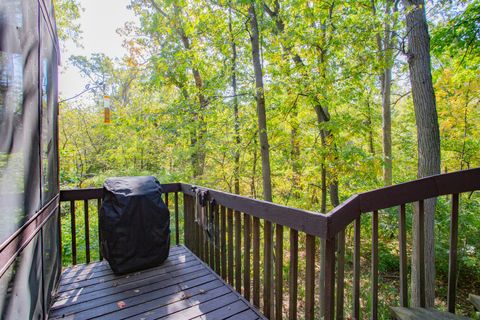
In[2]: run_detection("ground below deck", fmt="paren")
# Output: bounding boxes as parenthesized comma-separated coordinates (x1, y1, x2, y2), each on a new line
(49, 245, 265, 319)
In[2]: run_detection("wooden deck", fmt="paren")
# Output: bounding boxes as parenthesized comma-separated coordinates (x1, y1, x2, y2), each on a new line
(49, 245, 265, 320)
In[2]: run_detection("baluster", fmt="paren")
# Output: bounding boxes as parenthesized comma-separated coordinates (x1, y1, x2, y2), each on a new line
(165, 193, 170, 248)
(174, 192, 179, 245)
(97, 198, 103, 261)
(324, 236, 336, 320)
(305, 234, 315, 320)
(289, 228, 298, 320)
(319, 238, 326, 317)
(58, 203, 62, 261)
(448, 194, 459, 313)
(84, 200, 90, 264)
(275, 224, 283, 320)
(414, 200, 426, 307)
(214, 204, 220, 274)
(353, 217, 361, 319)
(183, 194, 190, 249)
(336, 229, 345, 319)
(372, 210, 379, 320)
(235, 210, 242, 292)
(209, 204, 215, 268)
(227, 208, 234, 285)
(244, 213, 251, 301)
(264, 220, 273, 318)
(197, 201, 203, 259)
(203, 205, 209, 263)
(197, 207, 202, 258)
(221, 206, 227, 280)
(70, 200, 77, 265)
(165, 192, 169, 211)
(189, 195, 195, 251)
(253, 216, 260, 307)
(399, 204, 408, 307)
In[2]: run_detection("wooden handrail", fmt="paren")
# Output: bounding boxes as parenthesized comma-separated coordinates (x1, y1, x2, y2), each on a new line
(59, 182, 182, 201)
(326, 167, 480, 236)
(181, 184, 328, 237)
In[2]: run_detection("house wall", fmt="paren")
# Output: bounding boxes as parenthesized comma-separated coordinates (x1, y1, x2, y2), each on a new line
(0, 0, 60, 318)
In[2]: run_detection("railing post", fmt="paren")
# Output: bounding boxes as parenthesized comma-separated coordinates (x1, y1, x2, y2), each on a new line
(235, 210, 242, 292)
(252, 217, 260, 308)
(319, 238, 326, 318)
(371, 211, 379, 320)
(448, 194, 459, 313)
(412, 200, 426, 307)
(183, 194, 190, 250)
(220, 206, 227, 280)
(174, 192, 179, 245)
(214, 204, 220, 274)
(97, 198, 103, 261)
(244, 213, 251, 301)
(305, 234, 316, 320)
(274, 224, 283, 320)
(58, 203, 62, 264)
(264, 220, 273, 318)
(84, 200, 90, 264)
(353, 217, 361, 319)
(324, 236, 336, 320)
(336, 229, 345, 320)
(399, 204, 408, 307)
(289, 229, 298, 320)
(227, 208, 234, 285)
(70, 200, 77, 265)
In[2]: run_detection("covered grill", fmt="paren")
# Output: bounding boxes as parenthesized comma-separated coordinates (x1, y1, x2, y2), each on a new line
(99, 176, 170, 274)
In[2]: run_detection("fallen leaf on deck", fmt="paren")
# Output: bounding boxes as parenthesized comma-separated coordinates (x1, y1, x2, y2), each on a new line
(117, 301, 126, 308)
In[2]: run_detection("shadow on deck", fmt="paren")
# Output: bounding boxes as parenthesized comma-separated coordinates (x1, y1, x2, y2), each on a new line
(49, 245, 265, 320)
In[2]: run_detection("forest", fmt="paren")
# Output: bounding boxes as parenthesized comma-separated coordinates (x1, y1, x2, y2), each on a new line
(55, 0, 479, 318)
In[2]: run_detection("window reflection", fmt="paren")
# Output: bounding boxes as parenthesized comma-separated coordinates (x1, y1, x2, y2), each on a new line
(0, 0, 39, 244)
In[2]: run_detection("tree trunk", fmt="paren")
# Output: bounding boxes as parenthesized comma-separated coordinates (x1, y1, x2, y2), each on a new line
(404, 0, 441, 308)
(251, 136, 258, 198)
(372, 0, 396, 186)
(249, 4, 274, 317)
(382, 0, 394, 187)
(248, 3, 272, 203)
(366, 98, 376, 155)
(229, 5, 241, 195)
(382, 66, 393, 185)
(290, 105, 300, 196)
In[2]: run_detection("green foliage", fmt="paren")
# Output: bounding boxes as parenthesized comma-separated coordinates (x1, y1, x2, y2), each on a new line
(53, 0, 83, 45)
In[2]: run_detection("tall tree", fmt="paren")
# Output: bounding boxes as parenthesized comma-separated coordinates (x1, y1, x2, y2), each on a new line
(372, 0, 398, 186)
(403, 0, 441, 308)
(248, 2, 272, 202)
(228, 4, 241, 195)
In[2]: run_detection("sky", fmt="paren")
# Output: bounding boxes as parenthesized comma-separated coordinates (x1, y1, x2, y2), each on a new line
(58, 0, 138, 100)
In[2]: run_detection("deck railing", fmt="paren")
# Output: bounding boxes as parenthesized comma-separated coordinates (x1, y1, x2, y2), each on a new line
(59, 168, 480, 320)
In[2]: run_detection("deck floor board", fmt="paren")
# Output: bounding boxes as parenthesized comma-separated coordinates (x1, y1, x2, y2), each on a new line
(49, 245, 265, 320)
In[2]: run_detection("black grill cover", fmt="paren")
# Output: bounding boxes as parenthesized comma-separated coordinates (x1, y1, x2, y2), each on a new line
(100, 176, 170, 274)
